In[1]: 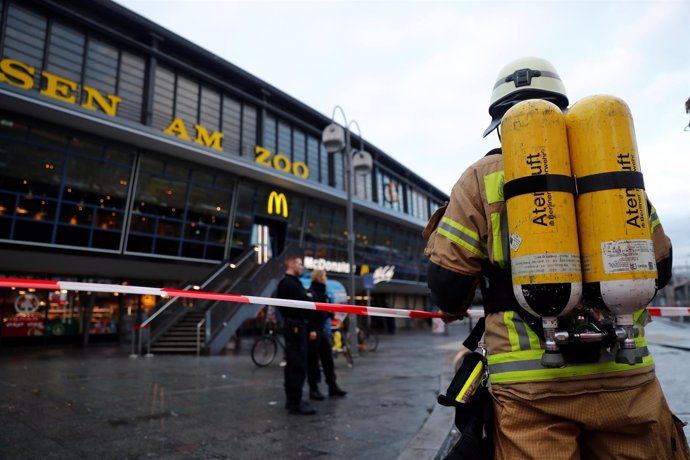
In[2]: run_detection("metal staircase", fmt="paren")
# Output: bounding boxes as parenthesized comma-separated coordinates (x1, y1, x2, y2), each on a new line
(149, 311, 205, 353)
(138, 243, 297, 355)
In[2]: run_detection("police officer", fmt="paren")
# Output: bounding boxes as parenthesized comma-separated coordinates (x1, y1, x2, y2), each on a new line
(424, 57, 689, 458)
(307, 269, 347, 400)
(277, 255, 317, 415)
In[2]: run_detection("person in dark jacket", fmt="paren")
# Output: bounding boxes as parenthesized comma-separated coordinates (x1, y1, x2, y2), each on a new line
(307, 269, 347, 401)
(276, 255, 317, 415)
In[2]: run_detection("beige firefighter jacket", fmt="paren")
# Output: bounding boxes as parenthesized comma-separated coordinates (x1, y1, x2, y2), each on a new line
(424, 150, 673, 397)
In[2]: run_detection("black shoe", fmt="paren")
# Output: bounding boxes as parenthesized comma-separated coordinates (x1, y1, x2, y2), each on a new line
(287, 403, 317, 415)
(309, 388, 325, 401)
(329, 386, 347, 397)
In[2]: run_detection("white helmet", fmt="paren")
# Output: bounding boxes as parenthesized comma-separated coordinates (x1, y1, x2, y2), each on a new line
(483, 57, 568, 137)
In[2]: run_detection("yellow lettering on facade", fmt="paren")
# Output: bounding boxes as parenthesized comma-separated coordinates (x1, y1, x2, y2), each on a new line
(267, 191, 288, 218)
(194, 124, 223, 151)
(0, 58, 35, 89)
(272, 154, 290, 172)
(254, 145, 310, 179)
(255, 146, 272, 166)
(0, 57, 120, 119)
(292, 161, 309, 179)
(81, 86, 122, 117)
(163, 118, 191, 140)
(40, 71, 77, 104)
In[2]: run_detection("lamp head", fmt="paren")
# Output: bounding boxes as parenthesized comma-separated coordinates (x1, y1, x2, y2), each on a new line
(322, 123, 346, 153)
(351, 149, 373, 175)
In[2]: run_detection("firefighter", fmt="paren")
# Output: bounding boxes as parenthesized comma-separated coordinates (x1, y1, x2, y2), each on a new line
(424, 57, 689, 458)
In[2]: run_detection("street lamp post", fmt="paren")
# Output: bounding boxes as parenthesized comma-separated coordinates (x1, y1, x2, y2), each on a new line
(322, 106, 372, 358)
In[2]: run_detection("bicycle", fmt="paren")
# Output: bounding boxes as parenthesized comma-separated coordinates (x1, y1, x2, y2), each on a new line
(250, 306, 285, 367)
(250, 328, 285, 367)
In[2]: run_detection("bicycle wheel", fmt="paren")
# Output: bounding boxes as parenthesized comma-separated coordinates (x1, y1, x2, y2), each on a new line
(251, 336, 278, 367)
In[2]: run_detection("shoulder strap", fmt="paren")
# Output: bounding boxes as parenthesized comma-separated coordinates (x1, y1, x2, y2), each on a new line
(462, 317, 485, 351)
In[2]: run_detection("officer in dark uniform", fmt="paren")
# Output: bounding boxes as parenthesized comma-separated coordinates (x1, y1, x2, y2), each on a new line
(306, 269, 347, 400)
(276, 255, 317, 415)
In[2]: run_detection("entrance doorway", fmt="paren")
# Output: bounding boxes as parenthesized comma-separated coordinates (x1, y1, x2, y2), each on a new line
(250, 217, 286, 264)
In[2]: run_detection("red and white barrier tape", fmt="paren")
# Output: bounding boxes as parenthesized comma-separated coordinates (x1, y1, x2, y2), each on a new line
(0, 277, 447, 320)
(0, 278, 688, 319)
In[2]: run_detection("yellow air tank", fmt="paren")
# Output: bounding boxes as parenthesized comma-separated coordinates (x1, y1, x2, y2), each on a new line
(565, 95, 657, 315)
(501, 99, 582, 319)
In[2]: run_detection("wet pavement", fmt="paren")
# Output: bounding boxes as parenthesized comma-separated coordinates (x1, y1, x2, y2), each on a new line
(2, 317, 689, 459)
(0, 323, 464, 460)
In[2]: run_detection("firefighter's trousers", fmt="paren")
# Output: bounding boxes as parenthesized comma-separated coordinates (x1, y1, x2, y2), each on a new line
(492, 377, 689, 459)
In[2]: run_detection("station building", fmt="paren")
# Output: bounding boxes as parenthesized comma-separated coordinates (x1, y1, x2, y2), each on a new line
(0, 0, 448, 349)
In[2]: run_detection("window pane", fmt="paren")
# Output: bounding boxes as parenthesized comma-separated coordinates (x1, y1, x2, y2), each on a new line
(83, 38, 118, 97)
(151, 65, 175, 130)
(3, 2, 47, 88)
(128, 152, 233, 260)
(293, 128, 306, 173)
(241, 104, 257, 158)
(277, 120, 291, 159)
(199, 85, 220, 131)
(262, 114, 276, 154)
(117, 51, 145, 123)
(46, 22, 85, 83)
(306, 136, 320, 183)
(222, 95, 241, 155)
(175, 74, 198, 123)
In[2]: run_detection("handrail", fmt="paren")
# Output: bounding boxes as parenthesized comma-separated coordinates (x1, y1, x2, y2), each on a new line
(139, 284, 193, 329)
(139, 252, 237, 329)
(196, 317, 206, 356)
(135, 245, 258, 355)
(202, 242, 300, 354)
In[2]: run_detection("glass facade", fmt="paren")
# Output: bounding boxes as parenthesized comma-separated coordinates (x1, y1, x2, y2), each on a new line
(0, 111, 134, 250)
(0, 0, 448, 343)
(126, 153, 234, 261)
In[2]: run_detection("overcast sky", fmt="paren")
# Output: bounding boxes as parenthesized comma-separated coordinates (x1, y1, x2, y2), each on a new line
(115, 0, 690, 267)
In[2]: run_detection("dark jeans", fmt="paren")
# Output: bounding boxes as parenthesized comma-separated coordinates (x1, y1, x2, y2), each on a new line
(284, 322, 308, 408)
(308, 329, 336, 389)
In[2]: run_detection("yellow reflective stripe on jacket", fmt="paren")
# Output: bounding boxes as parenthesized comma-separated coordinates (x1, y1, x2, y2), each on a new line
(650, 205, 660, 231)
(490, 212, 505, 269)
(504, 311, 541, 352)
(489, 335, 651, 383)
(484, 171, 504, 204)
(489, 353, 653, 383)
(438, 217, 487, 258)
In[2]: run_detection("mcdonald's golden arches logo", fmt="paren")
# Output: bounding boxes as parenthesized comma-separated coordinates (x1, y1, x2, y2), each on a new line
(267, 191, 288, 218)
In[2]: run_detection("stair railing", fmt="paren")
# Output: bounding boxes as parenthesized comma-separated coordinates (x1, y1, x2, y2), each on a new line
(137, 246, 258, 355)
(200, 242, 300, 355)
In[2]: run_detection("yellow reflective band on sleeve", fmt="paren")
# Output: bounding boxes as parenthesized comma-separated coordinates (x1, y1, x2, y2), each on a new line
(650, 205, 660, 231)
(488, 350, 654, 384)
(490, 212, 505, 268)
(484, 171, 504, 204)
(438, 217, 487, 258)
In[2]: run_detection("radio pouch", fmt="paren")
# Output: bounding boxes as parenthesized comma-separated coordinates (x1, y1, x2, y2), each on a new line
(437, 317, 494, 460)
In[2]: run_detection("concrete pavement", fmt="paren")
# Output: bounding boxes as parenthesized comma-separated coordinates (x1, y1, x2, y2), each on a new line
(0, 323, 467, 460)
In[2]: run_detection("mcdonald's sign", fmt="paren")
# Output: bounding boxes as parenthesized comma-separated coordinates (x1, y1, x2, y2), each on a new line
(267, 191, 288, 218)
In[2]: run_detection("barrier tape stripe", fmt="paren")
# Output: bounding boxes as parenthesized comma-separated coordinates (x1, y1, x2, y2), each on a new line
(0, 278, 688, 318)
(0, 277, 448, 320)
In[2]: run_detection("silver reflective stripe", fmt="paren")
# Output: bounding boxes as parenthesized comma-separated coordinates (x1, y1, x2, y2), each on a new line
(512, 314, 532, 351)
(489, 347, 650, 374)
(438, 220, 484, 255)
